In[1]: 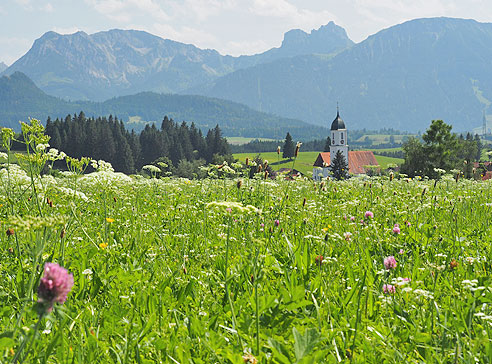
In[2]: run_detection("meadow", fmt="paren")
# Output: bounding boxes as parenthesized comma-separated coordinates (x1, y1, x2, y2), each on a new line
(1, 122, 492, 363)
(233, 152, 403, 175)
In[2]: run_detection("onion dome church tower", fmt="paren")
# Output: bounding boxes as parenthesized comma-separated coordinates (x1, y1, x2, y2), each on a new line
(330, 106, 349, 164)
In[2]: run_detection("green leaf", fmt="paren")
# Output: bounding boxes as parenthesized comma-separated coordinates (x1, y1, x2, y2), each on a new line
(268, 337, 292, 364)
(0, 336, 14, 349)
(293, 327, 319, 362)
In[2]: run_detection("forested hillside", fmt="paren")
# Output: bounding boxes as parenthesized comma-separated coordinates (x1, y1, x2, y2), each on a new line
(45, 113, 230, 174)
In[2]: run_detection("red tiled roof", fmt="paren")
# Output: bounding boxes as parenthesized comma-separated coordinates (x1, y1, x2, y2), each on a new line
(313, 151, 379, 174)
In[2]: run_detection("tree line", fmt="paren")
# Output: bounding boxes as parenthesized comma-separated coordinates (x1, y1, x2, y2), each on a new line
(45, 112, 231, 174)
(401, 120, 482, 179)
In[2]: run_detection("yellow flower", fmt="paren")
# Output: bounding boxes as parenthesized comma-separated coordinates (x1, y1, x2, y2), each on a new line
(99, 242, 108, 249)
(322, 225, 332, 232)
(106, 218, 115, 223)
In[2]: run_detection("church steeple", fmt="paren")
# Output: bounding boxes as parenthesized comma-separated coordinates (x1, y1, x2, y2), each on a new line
(330, 106, 349, 165)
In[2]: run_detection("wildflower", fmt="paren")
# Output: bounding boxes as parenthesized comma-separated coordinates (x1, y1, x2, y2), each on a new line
(315, 255, 324, 266)
(36, 143, 50, 152)
(364, 211, 374, 219)
(37, 263, 74, 313)
(384, 256, 397, 270)
(226, 208, 232, 213)
(6, 228, 14, 236)
(295, 142, 302, 157)
(105, 218, 115, 223)
(392, 224, 400, 235)
(274, 219, 280, 227)
(243, 353, 258, 364)
(343, 232, 352, 241)
(350, 216, 355, 222)
(99, 242, 108, 249)
(383, 284, 396, 294)
(449, 259, 459, 270)
(399, 249, 404, 255)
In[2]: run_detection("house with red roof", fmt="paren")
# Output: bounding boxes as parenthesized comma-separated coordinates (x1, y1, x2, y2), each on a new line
(313, 109, 379, 179)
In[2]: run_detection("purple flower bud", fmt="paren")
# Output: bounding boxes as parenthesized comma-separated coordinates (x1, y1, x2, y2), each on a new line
(274, 219, 280, 227)
(364, 211, 374, 219)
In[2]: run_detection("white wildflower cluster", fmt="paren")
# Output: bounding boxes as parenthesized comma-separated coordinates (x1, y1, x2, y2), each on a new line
(80, 170, 132, 187)
(142, 164, 161, 175)
(474, 312, 492, 324)
(36, 143, 50, 152)
(462, 279, 486, 292)
(46, 148, 66, 161)
(412, 289, 434, 300)
(0, 152, 8, 160)
(57, 186, 89, 201)
(206, 201, 260, 215)
(0, 164, 30, 185)
(95, 160, 114, 172)
(7, 214, 68, 232)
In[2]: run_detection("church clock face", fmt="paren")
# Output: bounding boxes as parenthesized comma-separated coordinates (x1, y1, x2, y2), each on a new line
(341, 140, 344, 144)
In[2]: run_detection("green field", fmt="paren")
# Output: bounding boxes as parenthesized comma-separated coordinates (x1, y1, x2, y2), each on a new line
(233, 151, 404, 175)
(4, 122, 492, 363)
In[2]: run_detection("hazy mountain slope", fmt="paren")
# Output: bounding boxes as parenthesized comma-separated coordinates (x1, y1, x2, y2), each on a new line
(0, 62, 7, 73)
(234, 22, 353, 68)
(193, 17, 492, 132)
(2, 24, 352, 102)
(0, 72, 326, 139)
(0, 72, 84, 125)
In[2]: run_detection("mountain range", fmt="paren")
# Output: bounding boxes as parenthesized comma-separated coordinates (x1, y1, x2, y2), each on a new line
(0, 62, 7, 73)
(3, 22, 351, 102)
(2, 17, 492, 133)
(0, 71, 326, 139)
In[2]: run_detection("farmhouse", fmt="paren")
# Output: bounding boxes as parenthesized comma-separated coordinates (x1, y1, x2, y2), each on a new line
(313, 109, 378, 179)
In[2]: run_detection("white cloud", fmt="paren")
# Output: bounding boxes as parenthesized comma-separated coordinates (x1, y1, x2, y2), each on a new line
(85, 0, 170, 22)
(15, 0, 33, 11)
(41, 3, 54, 13)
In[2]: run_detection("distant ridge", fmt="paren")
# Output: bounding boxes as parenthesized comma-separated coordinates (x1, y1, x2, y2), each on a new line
(3, 24, 352, 101)
(0, 72, 327, 139)
(191, 17, 492, 132)
(0, 62, 7, 73)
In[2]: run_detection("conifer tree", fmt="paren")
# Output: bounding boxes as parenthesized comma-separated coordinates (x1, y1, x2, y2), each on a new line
(282, 132, 295, 159)
(330, 150, 349, 180)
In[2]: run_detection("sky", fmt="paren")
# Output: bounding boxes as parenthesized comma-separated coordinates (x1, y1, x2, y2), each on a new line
(2, 0, 492, 65)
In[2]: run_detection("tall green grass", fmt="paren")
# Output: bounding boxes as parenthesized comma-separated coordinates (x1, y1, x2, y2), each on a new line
(1, 120, 492, 363)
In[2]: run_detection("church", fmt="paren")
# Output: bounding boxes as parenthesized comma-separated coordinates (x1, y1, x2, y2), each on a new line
(313, 109, 378, 180)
